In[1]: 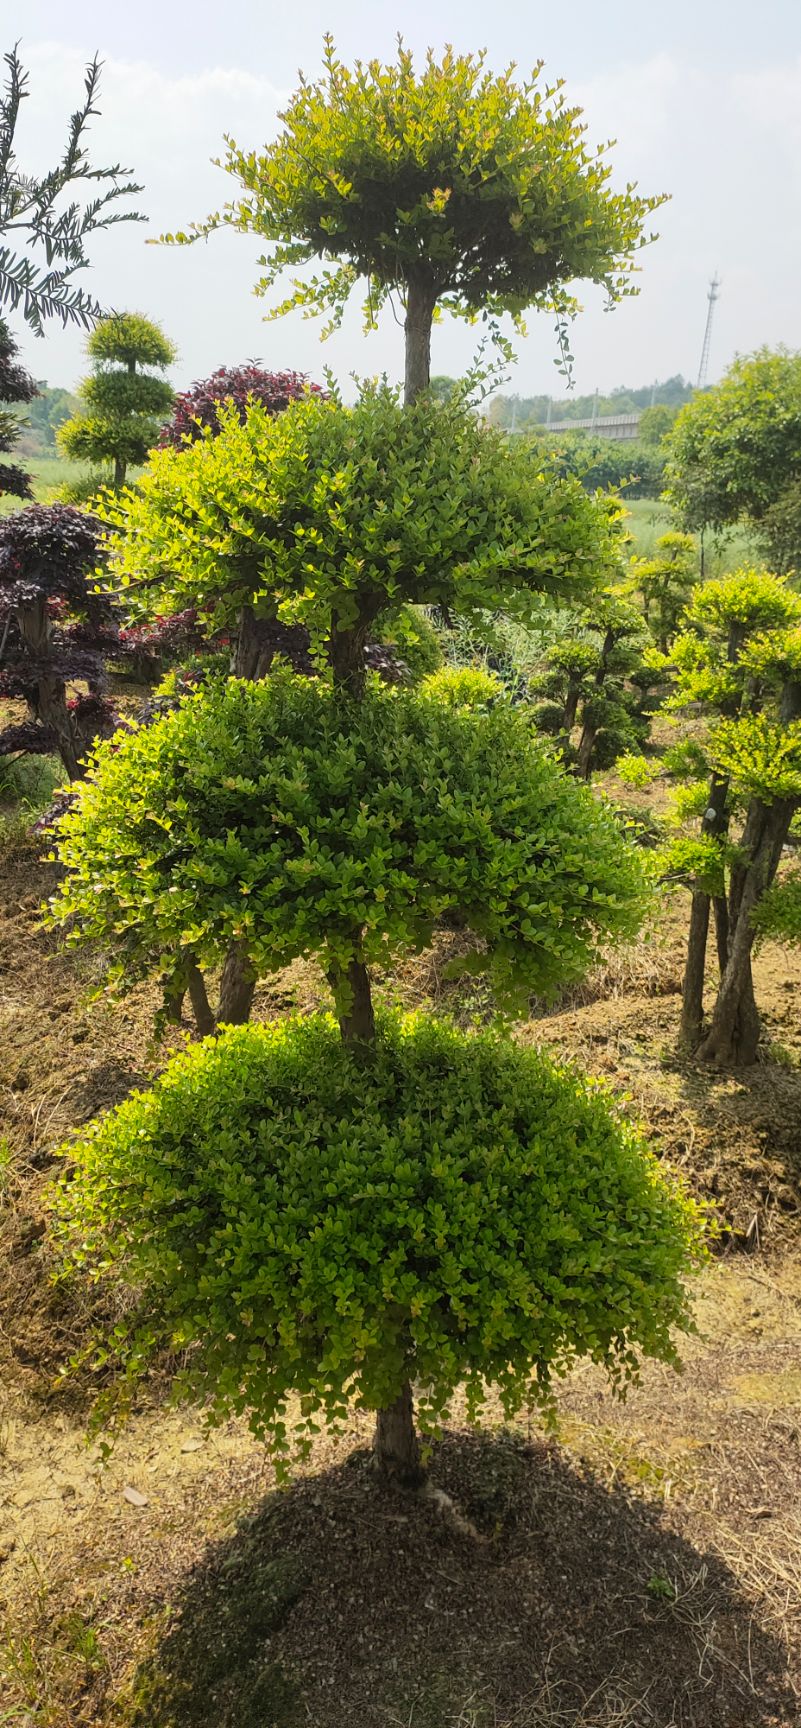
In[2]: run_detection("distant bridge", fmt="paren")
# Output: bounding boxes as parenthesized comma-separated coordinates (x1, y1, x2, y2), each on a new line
(530, 412, 642, 442)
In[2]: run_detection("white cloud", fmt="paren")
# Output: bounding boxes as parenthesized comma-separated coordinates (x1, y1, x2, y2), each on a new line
(8, 40, 801, 401)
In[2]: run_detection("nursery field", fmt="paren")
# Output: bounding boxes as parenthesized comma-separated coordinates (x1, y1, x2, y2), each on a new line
(2, 803, 801, 1727)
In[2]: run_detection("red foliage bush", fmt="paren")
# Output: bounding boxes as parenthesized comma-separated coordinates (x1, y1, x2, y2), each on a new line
(159, 366, 324, 448)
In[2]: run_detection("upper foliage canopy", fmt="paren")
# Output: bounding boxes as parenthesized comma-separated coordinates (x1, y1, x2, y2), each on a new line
(666, 349, 801, 533)
(48, 669, 646, 1007)
(97, 389, 622, 639)
(53, 1010, 704, 1468)
(165, 38, 665, 350)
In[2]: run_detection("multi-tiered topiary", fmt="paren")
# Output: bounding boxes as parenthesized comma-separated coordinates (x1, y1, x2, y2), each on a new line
(531, 587, 656, 778)
(58, 311, 175, 495)
(51, 46, 702, 1491)
(0, 504, 117, 778)
(630, 530, 697, 654)
(663, 570, 801, 1063)
(52, 389, 704, 1482)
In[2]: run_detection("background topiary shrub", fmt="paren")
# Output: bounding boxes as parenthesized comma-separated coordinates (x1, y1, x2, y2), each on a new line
(53, 1012, 705, 1479)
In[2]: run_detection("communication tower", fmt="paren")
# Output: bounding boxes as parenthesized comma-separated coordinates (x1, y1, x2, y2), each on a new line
(697, 273, 721, 389)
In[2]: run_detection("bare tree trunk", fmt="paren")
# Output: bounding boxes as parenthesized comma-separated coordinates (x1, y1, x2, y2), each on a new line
(113, 454, 127, 490)
(327, 949, 376, 1048)
(404, 278, 437, 408)
(18, 598, 85, 779)
(681, 889, 711, 1047)
(575, 720, 597, 780)
(679, 769, 731, 1046)
(186, 961, 216, 1037)
(234, 605, 277, 680)
(712, 895, 730, 975)
(563, 685, 580, 731)
(217, 941, 257, 1025)
(374, 1381, 424, 1488)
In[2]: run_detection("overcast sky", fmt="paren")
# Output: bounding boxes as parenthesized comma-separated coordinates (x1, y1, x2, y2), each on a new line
(8, 0, 801, 404)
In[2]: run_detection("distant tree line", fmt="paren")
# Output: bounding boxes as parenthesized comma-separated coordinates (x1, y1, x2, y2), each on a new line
(488, 375, 694, 430)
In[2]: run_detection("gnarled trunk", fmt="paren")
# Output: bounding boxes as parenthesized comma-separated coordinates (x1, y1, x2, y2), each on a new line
(700, 796, 794, 1065)
(374, 1381, 424, 1488)
(18, 597, 84, 779)
(186, 961, 216, 1037)
(329, 621, 372, 702)
(679, 770, 731, 1047)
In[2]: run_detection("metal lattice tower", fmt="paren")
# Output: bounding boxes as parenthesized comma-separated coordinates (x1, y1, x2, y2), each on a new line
(697, 273, 721, 389)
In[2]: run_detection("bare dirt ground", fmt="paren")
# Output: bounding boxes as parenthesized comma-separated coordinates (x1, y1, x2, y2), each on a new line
(2, 833, 801, 1727)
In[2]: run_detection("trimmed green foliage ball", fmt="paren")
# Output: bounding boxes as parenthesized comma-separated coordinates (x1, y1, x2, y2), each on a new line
(49, 670, 646, 1005)
(53, 1012, 705, 1465)
(96, 389, 622, 638)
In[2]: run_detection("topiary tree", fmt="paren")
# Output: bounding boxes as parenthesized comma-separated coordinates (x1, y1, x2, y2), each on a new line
(53, 1012, 704, 1484)
(531, 588, 656, 777)
(0, 505, 117, 778)
(166, 38, 665, 405)
(58, 312, 175, 492)
(0, 316, 37, 498)
(630, 530, 697, 653)
(49, 68, 702, 1487)
(662, 569, 801, 1061)
(50, 387, 705, 1485)
(158, 364, 324, 448)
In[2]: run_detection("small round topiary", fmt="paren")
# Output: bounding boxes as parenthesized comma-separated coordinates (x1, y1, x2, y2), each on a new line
(48, 669, 647, 1010)
(53, 1012, 705, 1478)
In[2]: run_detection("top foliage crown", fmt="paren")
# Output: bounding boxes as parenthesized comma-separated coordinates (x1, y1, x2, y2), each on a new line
(163, 37, 666, 342)
(84, 311, 176, 370)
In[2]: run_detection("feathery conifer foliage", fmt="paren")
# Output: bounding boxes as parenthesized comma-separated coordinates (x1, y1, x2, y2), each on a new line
(0, 47, 144, 335)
